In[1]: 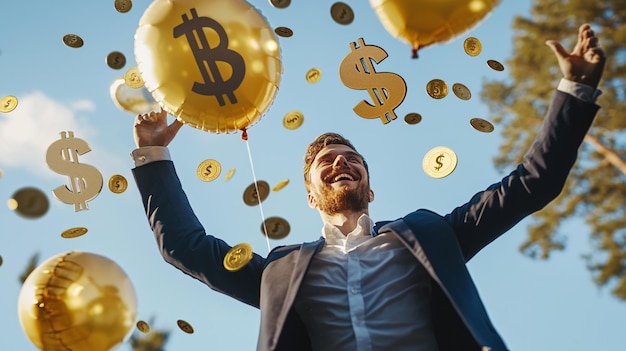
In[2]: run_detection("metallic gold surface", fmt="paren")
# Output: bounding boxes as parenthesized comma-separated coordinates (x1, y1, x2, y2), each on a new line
(269, 0, 290, 8)
(106, 51, 126, 70)
(487, 59, 505, 71)
(272, 179, 290, 192)
(108, 174, 128, 194)
(223, 243, 253, 271)
(452, 83, 471, 100)
(426, 79, 448, 99)
(463, 37, 482, 56)
(196, 159, 221, 182)
(262, 217, 290, 240)
(282, 110, 304, 130)
(136, 320, 150, 333)
(306, 67, 322, 83)
(223, 167, 236, 182)
(404, 112, 422, 125)
(110, 77, 160, 115)
(9, 187, 49, 219)
(177, 319, 194, 334)
(331, 2, 355, 25)
(0, 95, 18, 113)
(63, 34, 84, 48)
(470, 118, 495, 133)
(124, 66, 145, 88)
(243, 181, 270, 206)
(422, 146, 458, 179)
(61, 227, 88, 238)
(114, 0, 133, 13)
(274, 26, 293, 38)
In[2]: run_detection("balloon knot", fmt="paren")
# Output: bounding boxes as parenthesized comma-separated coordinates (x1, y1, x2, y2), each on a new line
(241, 128, 248, 141)
(411, 48, 419, 59)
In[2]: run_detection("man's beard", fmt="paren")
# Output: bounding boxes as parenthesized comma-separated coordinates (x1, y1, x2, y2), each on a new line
(315, 182, 370, 215)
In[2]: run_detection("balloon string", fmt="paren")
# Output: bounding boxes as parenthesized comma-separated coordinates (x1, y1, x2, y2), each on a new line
(244, 133, 271, 253)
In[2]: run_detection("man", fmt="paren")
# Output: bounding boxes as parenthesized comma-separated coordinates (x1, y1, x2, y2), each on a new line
(131, 24, 606, 350)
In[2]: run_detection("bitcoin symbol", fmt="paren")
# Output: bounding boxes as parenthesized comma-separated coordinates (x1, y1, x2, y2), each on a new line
(45, 131, 103, 211)
(339, 38, 407, 124)
(173, 8, 245, 106)
(435, 154, 445, 171)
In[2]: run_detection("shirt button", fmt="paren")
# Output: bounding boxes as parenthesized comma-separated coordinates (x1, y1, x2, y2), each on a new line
(137, 155, 146, 163)
(351, 287, 358, 294)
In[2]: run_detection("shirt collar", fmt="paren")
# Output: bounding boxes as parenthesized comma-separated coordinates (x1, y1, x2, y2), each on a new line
(322, 213, 374, 245)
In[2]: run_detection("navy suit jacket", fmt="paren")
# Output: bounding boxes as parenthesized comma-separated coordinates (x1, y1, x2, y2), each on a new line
(133, 91, 598, 351)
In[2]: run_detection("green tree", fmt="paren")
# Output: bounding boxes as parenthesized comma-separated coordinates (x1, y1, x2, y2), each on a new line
(481, 0, 626, 299)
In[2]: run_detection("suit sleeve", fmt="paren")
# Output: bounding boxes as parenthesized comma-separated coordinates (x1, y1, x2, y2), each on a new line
(444, 91, 599, 260)
(132, 160, 263, 308)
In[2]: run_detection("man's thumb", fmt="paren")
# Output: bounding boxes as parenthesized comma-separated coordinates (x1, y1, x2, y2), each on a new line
(545, 40, 568, 59)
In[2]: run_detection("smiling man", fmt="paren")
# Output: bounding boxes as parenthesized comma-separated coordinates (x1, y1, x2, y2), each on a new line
(131, 24, 606, 351)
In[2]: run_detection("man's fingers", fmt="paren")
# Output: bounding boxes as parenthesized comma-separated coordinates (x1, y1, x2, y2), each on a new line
(545, 40, 569, 60)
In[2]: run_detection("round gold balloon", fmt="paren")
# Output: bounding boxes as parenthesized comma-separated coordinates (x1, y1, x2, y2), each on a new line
(110, 78, 160, 115)
(368, 0, 500, 57)
(134, 0, 282, 133)
(18, 251, 137, 351)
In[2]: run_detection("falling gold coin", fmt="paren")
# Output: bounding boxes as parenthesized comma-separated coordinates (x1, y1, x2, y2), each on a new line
(0, 95, 18, 113)
(463, 37, 482, 56)
(470, 118, 495, 133)
(62, 34, 84, 48)
(283, 110, 304, 130)
(136, 320, 150, 333)
(61, 227, 88, 238)
(223, 167, 236, 182)
(404, 113, 422, 125)
(124, 66, 145, 88)
(272, 179, 290, 192)
(452, 83, 471, 100)
(0, 255, 3, 267)
(9, 187, 49, 219)
(177, 319, 194, 334)
(106, 51, 126, 70)
(422, 146, 458, 179)
(487, 59, 505, 71)
(0, 168, 3, 178)
(243, 181, 270, 206)
(196, 159, 221, 182)
(108, 174, 128, 193)
(224, 243, 254, 272)
(262, 217, 290, 240)
(269, 0, 290, 8)
(114, 0, 133, 13)
(426, 79, 448, 99)
(330, 2, 354, 25)
(306, 68, 322, 84)
(274, 26, 293, 38)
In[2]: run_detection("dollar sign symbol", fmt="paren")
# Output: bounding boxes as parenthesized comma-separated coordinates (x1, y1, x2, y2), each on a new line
(435, 154, 445, 171)
(45, 131, 103, 211)
(204, 165, 212, 176)
(173, 8, 246, 106)
(339, 38, 407, 124)
(4, 99, 11, 108)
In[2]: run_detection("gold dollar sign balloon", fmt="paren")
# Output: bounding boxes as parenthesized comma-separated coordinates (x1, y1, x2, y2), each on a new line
(339, 38, 407, 124)
(46, 131, 103, 211)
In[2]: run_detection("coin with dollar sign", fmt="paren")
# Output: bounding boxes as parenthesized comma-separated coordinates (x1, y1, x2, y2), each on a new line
(306, 68, 322, 84)
(196, 159, 221, 182)
(262, 216, 290, 240)
(108, 174, 128, 193)
(0, 95, 18, 113)
(331, 2, 354, 25)
(426, 79, 448, 99)
(136, 320, 150, 333)
(470, 118, 495, 133)
(452, 83, 471, 100)
(62, 34, 84, 48)
(61, 227, 88, 238)
(125, 66, 145, 88)
(463, 37, 482, 56)
(114, 0, 133, 13)
(8, 187, 50, 219)
(106, 51, 126, 70)
(243, 181, 270, 206)
(223, 243, 254, 272)
(283, 110, 304, 130)
(404, 113, 422, 125)
(177, 319, 194, 334)
(422, 146, 458, 179)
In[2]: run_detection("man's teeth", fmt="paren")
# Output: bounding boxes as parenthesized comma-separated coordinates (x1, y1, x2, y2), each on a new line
(333, 174, 354, 182)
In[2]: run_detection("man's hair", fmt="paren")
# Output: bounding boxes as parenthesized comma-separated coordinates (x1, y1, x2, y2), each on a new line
(303, 132, 369, 191)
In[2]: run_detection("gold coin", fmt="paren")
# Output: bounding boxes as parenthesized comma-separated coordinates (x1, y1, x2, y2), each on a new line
(274, 26, 293, 38)
(269, 0, 290, 8)
(108, 174, 128, 193)
(487, 59, 505, 71)
(422, 146, 458, 179)
(9, 187, 49, 219)
(243, 181, 270, 206)
(61, 227, 88, 238)
(463, 37, 482, 56)
(404, 112, 422, 125)
(272, 179, 290, 192)
(306, 68, 322, 84)
(452, 83, 471, 100)
(282, 110, 304, 130)
(136, 320, 150, 333)
(330, 2, 354, 25)
(470, 118, 495, 133)
(124, 66, 145, 88)
(106, 51, 126, 70)
(223, 243, 253, 272)
(114, 0, 133, 13)
(196, 159, 222, 182)
(177, 319, 194, 334)
(0, 255, 3, 267)
(262, 216, 290, 240)
(0, 168, 3, 178)
(63, 34, 84, 48)
(223, 167, 236, 182)
(426, 79, 448, 99)
(0, 95, 18, 113)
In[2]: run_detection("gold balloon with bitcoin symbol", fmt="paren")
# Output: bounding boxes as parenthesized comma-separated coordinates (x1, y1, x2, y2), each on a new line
(369, 0, 501, 58)
(46, 131, 103, 211)
(339, 38, 407, 124)
(17, 251, 137, 351)
(134, 0, 282, 134)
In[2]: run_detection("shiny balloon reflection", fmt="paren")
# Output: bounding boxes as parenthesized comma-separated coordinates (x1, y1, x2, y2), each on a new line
(18, 251, 137, 351)
(110, 78, 160, 115)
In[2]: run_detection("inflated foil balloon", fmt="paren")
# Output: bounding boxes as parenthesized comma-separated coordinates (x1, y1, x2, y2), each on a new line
(110, 78, 161, 115)
(18, 251, 137, 351)
(369, 0, 501, 58)
(134, 0, 282, 133)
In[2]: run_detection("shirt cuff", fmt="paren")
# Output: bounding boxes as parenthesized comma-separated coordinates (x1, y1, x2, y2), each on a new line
(131, 146, 171, 167)
(557, 78, 602, 103)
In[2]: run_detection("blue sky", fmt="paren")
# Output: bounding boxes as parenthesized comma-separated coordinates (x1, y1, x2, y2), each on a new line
(1, 1, 625, 350)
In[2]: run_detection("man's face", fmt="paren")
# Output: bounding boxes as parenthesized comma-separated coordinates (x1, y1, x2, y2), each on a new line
(307, 144, 373, 214)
